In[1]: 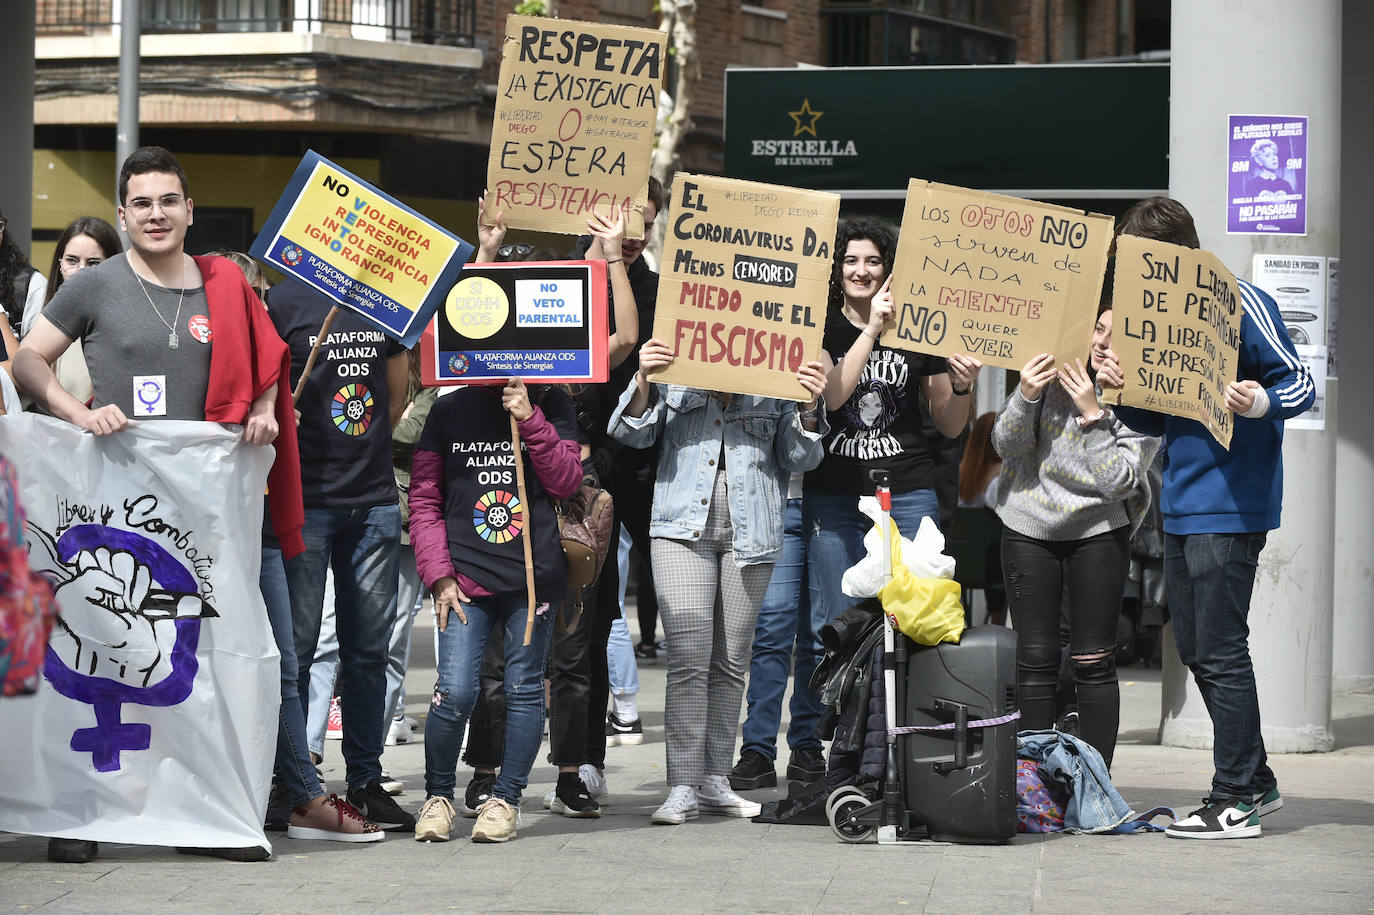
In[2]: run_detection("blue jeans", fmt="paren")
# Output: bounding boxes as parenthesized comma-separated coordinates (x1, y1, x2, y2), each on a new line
(1164, 531, 1277, 802)
(260, 544, 325, 808)
(608, 527, 639, 697)
(741, 498, 818, 759)
(287, 504, 401, 791)
(424, 592, 555, 804)
(804, 487, 941, 634)
(385, 543, 425, 722)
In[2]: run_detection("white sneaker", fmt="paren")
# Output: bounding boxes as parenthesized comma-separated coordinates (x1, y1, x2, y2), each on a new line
(379, 769, 403, 795)
(698, 775, 762, 818)
(651, 785, 698, 825)
(385, 716, 413, 746)
(579, 764, 608, 802)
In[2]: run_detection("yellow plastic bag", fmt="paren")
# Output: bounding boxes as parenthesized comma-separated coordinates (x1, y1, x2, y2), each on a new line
(875, 520, 965, 646)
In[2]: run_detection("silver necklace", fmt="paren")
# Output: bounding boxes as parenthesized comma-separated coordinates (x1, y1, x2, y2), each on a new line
(130, 256, 186, 350)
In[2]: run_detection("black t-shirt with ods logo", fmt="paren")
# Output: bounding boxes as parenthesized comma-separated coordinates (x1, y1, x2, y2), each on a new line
(267, 281, 407, 509)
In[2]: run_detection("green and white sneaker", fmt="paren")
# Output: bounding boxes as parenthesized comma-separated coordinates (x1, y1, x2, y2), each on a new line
(1166, 798, 1261, 839)
(1253, 786, 1284, 817)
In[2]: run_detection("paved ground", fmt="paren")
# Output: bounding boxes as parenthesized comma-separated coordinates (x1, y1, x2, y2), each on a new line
(3, 611, 1373, 914)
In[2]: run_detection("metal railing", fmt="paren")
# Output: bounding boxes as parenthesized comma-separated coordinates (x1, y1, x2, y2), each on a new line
(38, 0, 478, 47)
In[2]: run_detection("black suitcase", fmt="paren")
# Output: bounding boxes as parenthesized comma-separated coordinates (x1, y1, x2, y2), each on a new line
(900, 624, 1019, 843)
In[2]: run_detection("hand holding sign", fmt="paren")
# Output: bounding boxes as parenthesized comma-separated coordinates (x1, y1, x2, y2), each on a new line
(1018, 353, 1057, 401)
(796, 360, 827, 410)
(1225, 379, 1264, 416)
(947, 353, 982, 396)
(868, 277, 895, 335)
(586, 209, 626, 259)
(1096, 348, 1125, 389)
(502, 377, 534, 421)
(477, 192, 508, 261)
(636, 338, 677, 381)
(1057, 358, 1100, 417)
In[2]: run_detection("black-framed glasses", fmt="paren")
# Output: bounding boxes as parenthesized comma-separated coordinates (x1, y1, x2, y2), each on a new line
(498, 243, 534, 259)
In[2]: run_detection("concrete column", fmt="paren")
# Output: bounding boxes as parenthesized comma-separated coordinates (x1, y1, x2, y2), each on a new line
(1333, 0, 1374, 693)
(1162, 0, 1338, 752)
(0, 5, 35, 248)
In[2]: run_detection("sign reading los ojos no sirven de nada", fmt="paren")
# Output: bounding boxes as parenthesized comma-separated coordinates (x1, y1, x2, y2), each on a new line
(251, 151, 475, 347)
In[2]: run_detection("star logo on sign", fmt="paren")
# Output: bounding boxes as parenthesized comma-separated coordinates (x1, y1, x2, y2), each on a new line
(789, 98, 823, 137)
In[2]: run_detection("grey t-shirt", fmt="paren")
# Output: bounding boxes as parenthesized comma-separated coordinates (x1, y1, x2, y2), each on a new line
(43, 253, 213, 421)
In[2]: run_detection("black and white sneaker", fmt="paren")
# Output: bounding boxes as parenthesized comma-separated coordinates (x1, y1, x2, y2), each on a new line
(606, 711, 644, 746)
(1253, 786, 1284, 817)
(550, 774, 602, 818)
(346, 780, 416, 832)
(1165, 797, 1261, 839)
(462, 772, 496, 818)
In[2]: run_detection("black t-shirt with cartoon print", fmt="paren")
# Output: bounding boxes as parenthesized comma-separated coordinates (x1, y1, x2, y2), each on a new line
(267, 281, 406, 509)
(805, 307, 948, 496)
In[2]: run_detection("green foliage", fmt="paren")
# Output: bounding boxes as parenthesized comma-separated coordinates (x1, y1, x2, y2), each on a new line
(514, 0, 546, 15)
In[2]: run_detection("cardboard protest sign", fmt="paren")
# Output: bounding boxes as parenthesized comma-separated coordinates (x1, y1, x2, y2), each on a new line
(488, 15, 666, 238)
(880, 180, 1113, 371)
(650, 174, 840, 401)
(1102, 235, 1241, 449)
(420, 260, 609, 386)
(251, 151, 475, 348)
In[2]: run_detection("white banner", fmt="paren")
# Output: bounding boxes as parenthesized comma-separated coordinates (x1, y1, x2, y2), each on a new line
(0, 415, 279, 852)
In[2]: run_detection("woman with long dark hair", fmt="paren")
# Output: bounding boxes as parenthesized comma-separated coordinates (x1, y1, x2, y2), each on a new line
(802, 216, 981, 664)
(38, 217, 124, 407)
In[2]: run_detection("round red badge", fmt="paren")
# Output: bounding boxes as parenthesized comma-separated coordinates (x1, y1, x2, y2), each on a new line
(187, 314, 212, 344)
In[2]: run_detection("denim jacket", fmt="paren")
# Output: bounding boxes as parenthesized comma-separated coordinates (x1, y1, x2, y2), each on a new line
(608, 381, 828, 565)
(1017, 730, 1133, 833)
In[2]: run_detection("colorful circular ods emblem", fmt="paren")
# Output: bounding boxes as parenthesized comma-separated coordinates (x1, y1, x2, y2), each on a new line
(472, 490, 523, 544)
(331, 382, 375, 436)
(281, 244, 304, 267)
(448, 353, 471, 375)
(445, 276, 508, 341)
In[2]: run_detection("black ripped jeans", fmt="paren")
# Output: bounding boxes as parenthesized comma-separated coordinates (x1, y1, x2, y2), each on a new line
(1002, 526, 1131, 768)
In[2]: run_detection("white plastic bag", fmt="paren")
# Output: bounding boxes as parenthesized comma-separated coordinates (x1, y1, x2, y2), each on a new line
(841, 495, 957, 598)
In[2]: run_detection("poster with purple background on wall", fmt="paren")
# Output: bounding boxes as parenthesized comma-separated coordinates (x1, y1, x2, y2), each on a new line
(1227, 114, 1307, 235)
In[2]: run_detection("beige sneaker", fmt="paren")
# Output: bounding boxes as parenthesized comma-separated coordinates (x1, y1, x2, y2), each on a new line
(415, 795, 456, 843)
(470, 797, 520, 843)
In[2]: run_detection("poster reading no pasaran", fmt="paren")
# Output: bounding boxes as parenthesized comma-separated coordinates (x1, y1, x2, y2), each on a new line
(881, 180, 1113, 372)
(420, 261, 609, 386)
(1103, 235, 1242, 449)
(251, 151, 474, 347)
(488, 15, 666, 238)
(650, 174, 839, 401)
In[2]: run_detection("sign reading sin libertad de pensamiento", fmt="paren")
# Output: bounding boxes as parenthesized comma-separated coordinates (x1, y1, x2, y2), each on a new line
(487, 16, 666, 238)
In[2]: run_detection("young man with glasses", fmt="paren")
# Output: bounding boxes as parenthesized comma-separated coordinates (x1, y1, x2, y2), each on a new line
(14, 145, 311, 862)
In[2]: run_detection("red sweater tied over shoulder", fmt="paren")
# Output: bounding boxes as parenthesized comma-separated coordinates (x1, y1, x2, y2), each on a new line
(195, 255, 306, 559)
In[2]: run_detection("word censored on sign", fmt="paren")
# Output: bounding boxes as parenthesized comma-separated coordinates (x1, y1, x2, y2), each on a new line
(1103, 236, 1241, 449)
(489, 15, 666, 238)
(881, 180, 1113, 371)
(251, 151, 473, 347)
(651, 174, 839, 401)
(420, 260, 609, 386)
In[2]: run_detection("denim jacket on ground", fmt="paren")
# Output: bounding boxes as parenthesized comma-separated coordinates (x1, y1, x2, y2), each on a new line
(608, 381, 828, 565)
(1017, 729, 1133, 833)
